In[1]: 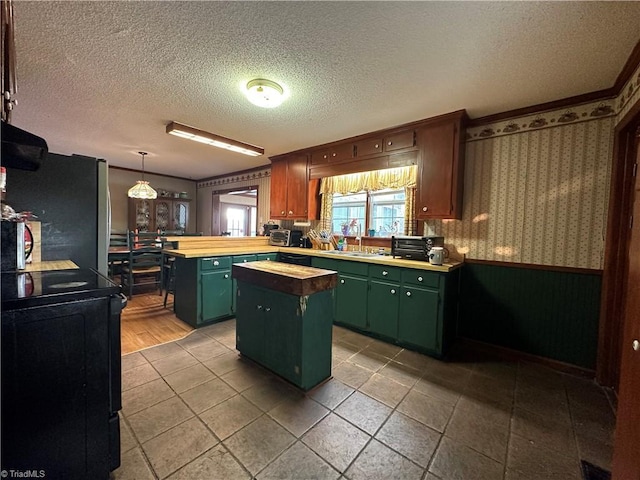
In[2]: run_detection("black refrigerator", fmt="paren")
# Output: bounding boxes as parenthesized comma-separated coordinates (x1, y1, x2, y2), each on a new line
(1, 268, 123, 478)
(5, 152, 110, 275)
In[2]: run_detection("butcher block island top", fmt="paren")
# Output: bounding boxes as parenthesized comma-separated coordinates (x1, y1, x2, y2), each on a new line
(232, 261, 337, 296)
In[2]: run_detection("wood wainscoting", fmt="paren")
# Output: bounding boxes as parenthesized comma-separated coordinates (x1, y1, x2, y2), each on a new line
(120, 293, 194, 355)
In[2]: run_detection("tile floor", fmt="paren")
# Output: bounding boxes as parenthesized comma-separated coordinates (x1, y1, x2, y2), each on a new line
(113, 320, 615, 480)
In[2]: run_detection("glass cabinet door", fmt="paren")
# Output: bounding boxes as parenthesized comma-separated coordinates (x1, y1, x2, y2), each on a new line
(173, 201, 188, 232)
(135, 200, 152, 232)
(155, 200, 171, 231)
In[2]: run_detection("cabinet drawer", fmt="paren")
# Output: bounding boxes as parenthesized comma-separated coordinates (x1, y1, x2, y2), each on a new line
(200, 257, 231, 270)
(336, 259, 369, 276)
(384, 130, 415, 152)
(232, 254, 257, 264)
(329, 143, 354, 162)
(355, 138, 383, 157)
(310, 150, 330, 165)
(256, 253, 276, 261)
(369, 265, 401, 282)
(401, 269, 440, 288)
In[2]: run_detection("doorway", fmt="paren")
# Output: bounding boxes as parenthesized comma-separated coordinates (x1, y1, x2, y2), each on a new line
(211, 187, 258, 236)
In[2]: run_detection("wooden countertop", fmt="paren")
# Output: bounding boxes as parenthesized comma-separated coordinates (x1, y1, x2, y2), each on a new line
(164, 244, 463, 273)
(24, 260, 79, 272)
(232, 260, 338, 296)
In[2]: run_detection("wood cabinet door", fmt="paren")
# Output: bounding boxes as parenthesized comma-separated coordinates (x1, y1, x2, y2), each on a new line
(285, 154, 309, 218)
(336, 274, 368, 330)
(416, 121, 458, 219)
(200, 270, 232, 323)
(269, 159, 288, 218)
(368, 280, 400, 339)
(398, 286, 440, 352)
(612, 132, 640, 480)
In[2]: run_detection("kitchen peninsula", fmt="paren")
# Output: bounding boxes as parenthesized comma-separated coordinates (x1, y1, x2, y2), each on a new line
(164, 236, 462, 358)
(232, 260, 337, 390)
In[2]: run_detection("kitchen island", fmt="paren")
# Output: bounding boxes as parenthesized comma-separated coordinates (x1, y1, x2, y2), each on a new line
(232, 261, 337, 391)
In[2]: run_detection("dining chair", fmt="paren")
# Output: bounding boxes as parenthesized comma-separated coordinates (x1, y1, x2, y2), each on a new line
(160, 232, 203, 309)
(108, 232, 129, 279)
(120, 231, 163, 299)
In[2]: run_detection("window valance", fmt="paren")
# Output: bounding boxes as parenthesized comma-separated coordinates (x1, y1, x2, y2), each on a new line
(319, 165, 417, 195)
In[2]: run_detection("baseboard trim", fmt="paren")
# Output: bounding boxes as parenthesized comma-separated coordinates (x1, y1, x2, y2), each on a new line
(455, 337, 596, 379)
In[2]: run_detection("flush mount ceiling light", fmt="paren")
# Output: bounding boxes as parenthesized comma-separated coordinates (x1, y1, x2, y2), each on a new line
(127, 151, 158, 199)
(245, 78, 285, 108)
(166, 121, 264, 157)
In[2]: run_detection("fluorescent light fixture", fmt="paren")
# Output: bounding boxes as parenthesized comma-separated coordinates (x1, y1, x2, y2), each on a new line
(166, 122, 264, 157)
(246, 79, 285, 108)
(127, 151, 158, 199)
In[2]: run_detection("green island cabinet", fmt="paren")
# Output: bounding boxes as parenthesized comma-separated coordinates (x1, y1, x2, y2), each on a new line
(233, 261, 337, 390)
(311, 256, 460, 358)
(174, 253, 276, 327)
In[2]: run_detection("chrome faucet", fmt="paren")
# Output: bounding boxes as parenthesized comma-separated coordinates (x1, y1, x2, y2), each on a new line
(355, 223, 362, 251)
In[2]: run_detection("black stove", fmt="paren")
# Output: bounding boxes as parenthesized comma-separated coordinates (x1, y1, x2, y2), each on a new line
(1, 268, 120, 309)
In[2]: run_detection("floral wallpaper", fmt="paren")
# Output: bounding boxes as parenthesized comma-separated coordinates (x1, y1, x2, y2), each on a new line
(426, 112, 615, 270)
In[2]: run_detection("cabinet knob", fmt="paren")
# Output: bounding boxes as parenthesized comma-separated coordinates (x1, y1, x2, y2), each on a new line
(243, 259, 248, 262)
(382, 271, 388, 276)
(340, 279, 345, 284)
(265, 307, 271, 312)
(257, 305, 263, 310)
(422, 206, 428, 212)
(633, 339, 640, 351)
(387, 141, 393, 146)
(323, 154, 328, 159)
(214, 261, 219, 266)
(417, 276, 423, 282)
(288, 210, 293, 215)
(406, 291, 412, 297)
(332, 152, 337, 157)
(224, 274, 229, 279)
(374, 144, 379, 148)
(390, 289, 396, 294)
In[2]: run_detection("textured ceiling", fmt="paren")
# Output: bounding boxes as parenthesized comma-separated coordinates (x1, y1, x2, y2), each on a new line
(8, 1, 640, 180)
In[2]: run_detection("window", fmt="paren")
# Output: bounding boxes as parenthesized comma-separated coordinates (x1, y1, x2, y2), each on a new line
(331, 188, 405, 237)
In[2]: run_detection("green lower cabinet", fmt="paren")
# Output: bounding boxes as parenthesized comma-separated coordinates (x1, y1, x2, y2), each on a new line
(231, 255, 258, 314)
(398, 285, 440, 353)
(256, 253, 277, 261)
(235, 281, 332, 390)
(201, 270, 233, 321)
(368, 280, 400, 339)
(336, 273, 368, 330)
(235, 284, 265, 363)
(175, 257, 234, 327)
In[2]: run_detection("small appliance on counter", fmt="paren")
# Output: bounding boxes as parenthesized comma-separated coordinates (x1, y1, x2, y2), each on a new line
(1, 220, 31, 271)
(263, 223, 279, 236)
(391, 235, 445, 261)
(268, 229, 304, 247)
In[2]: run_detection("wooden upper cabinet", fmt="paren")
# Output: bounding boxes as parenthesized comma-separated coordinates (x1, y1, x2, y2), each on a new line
(383, 130, 415, 152)
(415, 113, 466, 220)
(354, 137, 383, 157)
(310, 143, 354, 165)
(269, 154, 318, 220)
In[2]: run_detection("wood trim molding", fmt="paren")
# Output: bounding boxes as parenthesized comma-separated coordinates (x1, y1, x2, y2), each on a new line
(597, 108, 640, 389)
(463, 258, 603, 276)
(613, 38, 640, 94)
(469, 38, 640, 128)
(456, 337, 596, 379)
(109, 165, 196, 183)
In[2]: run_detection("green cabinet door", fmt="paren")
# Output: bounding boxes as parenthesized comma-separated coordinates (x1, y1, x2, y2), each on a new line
(368, 280, 400, 339)
(398, 285, 440, 352)
(200, 270, 232, 323)
(235, 283, 265, 363)
(336, 273, 368, 330)
(263, 290, 301, 384)
(256, 253, 277, 261)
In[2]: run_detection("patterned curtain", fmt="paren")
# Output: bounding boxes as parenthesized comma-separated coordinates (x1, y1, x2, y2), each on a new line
(319, 192, 333, 232)
(404, 187, 416, 235)
(319, 166, 417, 194)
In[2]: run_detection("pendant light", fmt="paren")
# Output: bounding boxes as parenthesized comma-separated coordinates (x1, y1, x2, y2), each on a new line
(127, 151, 157, 199)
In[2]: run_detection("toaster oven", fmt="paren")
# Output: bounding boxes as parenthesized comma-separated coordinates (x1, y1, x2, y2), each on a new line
(391, 235, 444, 261)
(269, 229, 291, 246)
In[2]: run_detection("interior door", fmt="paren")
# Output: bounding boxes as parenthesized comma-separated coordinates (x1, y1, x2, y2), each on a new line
(612, 128, 640, 479)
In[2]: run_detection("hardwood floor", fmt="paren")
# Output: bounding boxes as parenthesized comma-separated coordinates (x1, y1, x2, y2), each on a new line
(120, 291, 194, 355)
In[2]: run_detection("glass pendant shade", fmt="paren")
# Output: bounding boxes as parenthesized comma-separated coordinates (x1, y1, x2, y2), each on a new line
(127, 151, 157, 199)
(128, 180, 157, 199)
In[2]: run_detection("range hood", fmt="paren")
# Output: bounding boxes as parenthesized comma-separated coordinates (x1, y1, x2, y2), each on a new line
(1, 121, 48, 171)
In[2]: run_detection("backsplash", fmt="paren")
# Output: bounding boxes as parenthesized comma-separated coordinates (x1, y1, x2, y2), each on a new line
(426, 108, 616, 270)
